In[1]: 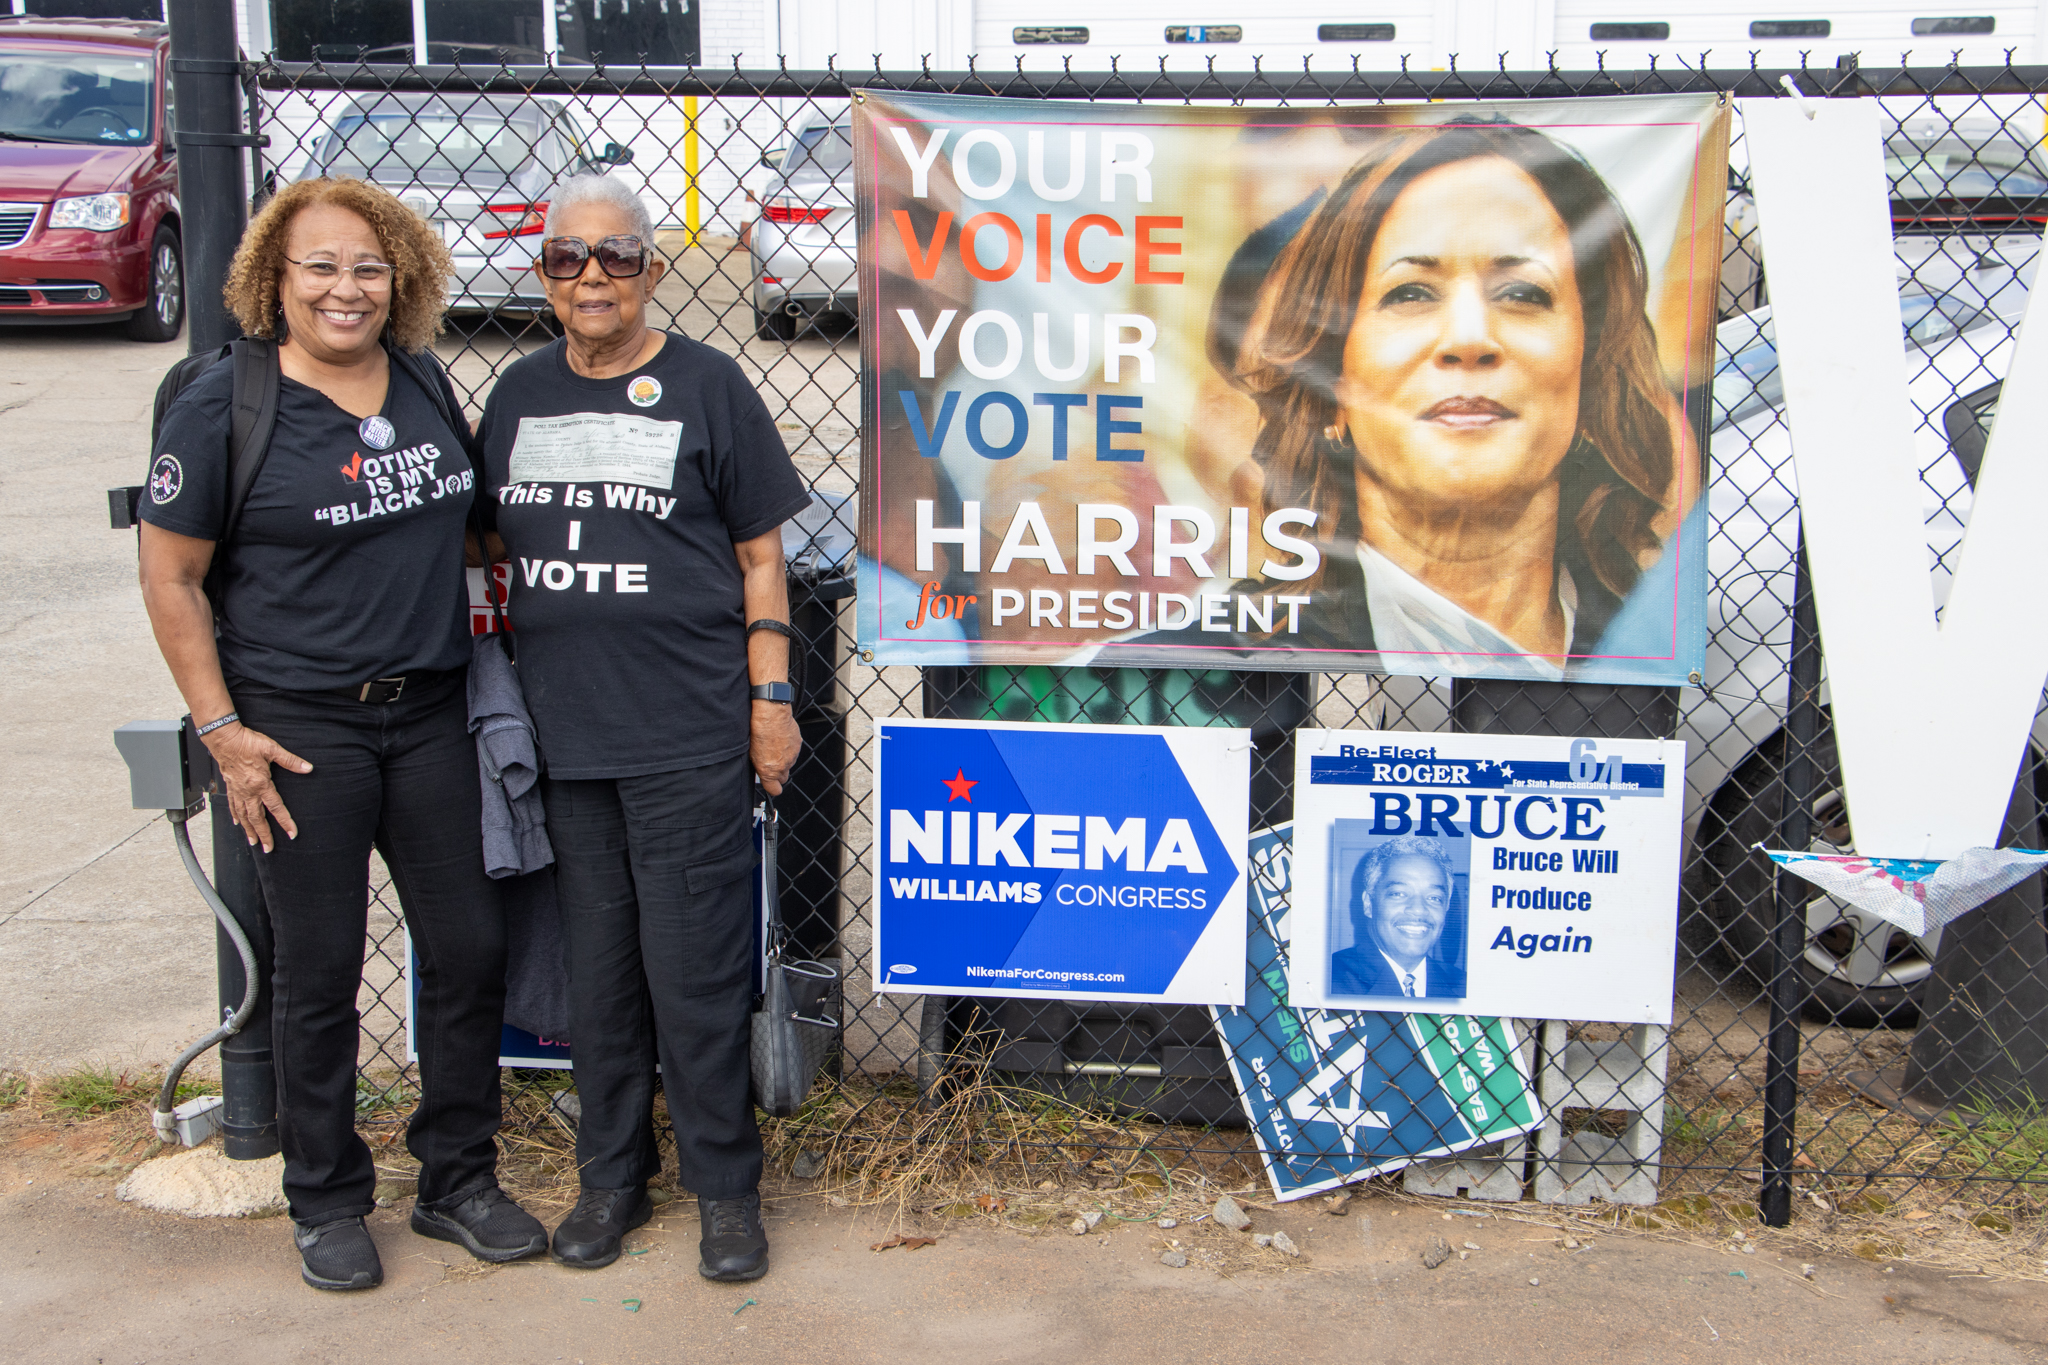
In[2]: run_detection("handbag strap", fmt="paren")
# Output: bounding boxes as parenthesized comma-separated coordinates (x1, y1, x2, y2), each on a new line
(758, 783, 786, 963)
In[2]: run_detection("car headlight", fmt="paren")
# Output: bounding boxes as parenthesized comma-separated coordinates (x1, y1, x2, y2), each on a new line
(49, 193, 131, 232)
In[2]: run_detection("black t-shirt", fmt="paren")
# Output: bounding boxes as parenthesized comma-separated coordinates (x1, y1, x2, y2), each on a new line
(478, 333, 809, 779)
(141, 353, 477, 691)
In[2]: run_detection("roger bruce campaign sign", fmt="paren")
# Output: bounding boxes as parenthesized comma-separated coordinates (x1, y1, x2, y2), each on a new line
(871, 717, 1249, 1005)
(1215, 825, 1539, 1201)
(854, 90, 1726, 684)
(1289, 730, 1685, 1023)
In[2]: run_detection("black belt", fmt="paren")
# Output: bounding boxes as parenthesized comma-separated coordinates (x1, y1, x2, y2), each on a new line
(327, 669, 457, 704)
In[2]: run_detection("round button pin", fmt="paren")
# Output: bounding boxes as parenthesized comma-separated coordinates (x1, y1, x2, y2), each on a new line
(358, 414, 396, 450)
(627, 375, 662, 407)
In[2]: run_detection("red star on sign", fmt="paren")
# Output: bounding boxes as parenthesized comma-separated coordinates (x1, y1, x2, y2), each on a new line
(942, 768, 977, 803)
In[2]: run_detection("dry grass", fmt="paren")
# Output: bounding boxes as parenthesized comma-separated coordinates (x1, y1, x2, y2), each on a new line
(300, 1056, 2048, 1285)
(741, 1035, 1277, 1241)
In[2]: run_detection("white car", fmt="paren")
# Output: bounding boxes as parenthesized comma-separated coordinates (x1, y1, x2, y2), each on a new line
(745, 111, 854, 340)
(301, 92, 634, 326)
(1683, 263, 2036, 1026)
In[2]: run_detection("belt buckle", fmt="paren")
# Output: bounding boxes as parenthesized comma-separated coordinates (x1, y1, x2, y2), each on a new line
(359, 676, 406, 703)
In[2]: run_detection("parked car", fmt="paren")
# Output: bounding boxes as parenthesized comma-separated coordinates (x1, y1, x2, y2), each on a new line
(1686, 260, 2038, 1027)
(747, 109, 853, 340)
(300, 91, 632, 323)
(1720, 117, 2048, 319)
(0, 16, 182, 341)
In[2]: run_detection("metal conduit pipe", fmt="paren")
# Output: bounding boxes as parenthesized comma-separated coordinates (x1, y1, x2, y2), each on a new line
(152, 808, 260, 1144)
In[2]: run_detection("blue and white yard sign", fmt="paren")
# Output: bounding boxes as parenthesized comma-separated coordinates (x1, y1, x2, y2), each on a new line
(873, 717, 1250, 1005)
(1291, 730, 1686, 1024)
(1213, 824, 1540, 1201)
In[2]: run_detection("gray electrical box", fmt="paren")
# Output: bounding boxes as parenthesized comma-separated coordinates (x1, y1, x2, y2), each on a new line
(114, 719, 200, 812)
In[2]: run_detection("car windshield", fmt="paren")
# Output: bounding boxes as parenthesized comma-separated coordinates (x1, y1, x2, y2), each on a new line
(324, 112, 535, 180)
(782, 122, 852, 177)
(0, 50, 153, 145)
(1712, 294, 1994, 429)
(1885, 135, 2048, 198)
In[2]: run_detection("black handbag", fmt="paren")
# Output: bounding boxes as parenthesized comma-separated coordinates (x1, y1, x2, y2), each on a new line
(750, 791, 842, 1117)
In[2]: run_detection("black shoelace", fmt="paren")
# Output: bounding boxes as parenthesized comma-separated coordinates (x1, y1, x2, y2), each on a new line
(706, 1199, 753, 1238)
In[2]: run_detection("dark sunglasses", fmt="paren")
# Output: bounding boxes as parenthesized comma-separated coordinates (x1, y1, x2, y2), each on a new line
(539, 235, 649, 280)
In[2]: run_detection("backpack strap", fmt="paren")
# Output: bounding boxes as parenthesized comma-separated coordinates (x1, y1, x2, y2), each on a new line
(199, 337, 281, 615)
(220, 337, 281, 546)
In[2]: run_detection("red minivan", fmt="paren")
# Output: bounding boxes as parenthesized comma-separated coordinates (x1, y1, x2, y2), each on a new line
(0, 17, 181, 341)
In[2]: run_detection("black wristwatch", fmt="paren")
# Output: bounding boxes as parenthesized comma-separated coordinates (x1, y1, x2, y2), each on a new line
(749, 681, 795, 705)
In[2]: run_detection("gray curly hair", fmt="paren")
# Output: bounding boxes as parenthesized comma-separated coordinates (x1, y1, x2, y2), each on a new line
(1348, 835, 1456, 929)
(543, 173, 655, 241)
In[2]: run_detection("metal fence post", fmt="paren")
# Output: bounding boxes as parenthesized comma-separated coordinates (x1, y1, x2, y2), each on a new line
(168, 0, 249, 355)
(210, 800, 279, 1158)
(169, 0, 277, 1157)
(1761, 534, 1820, 1227)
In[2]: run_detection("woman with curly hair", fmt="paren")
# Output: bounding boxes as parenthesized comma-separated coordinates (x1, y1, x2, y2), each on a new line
(1215, 118, 1696, 676)
(137, 178, 547, 1291)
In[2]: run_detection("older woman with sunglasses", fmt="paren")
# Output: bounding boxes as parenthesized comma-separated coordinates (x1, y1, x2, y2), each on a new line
(139, 179, 549, 1292)
(475, 175, 807, 1282)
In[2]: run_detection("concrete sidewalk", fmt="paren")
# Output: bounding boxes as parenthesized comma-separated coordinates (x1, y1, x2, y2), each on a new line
(0, 322, 214, 1075)
(3, 1129, 2044, 1365)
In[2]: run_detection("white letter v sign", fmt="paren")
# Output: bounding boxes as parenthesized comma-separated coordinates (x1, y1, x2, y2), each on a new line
(1747, 97, 2048, 857)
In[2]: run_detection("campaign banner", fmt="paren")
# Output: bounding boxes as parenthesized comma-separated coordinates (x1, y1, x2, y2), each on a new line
(854, 90, 1726, 683)
(1290, 729, 1685, 1023)
(1213, 824, 1540, 1201)
(872, 717, 1249, 1004)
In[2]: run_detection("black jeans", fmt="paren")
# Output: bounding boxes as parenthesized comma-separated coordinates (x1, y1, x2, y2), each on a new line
(543, 755, 763, 1198)
(234, 673, 506, 1225)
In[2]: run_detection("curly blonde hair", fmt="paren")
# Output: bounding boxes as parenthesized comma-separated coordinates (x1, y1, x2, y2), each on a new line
(223, 178, 454, 353)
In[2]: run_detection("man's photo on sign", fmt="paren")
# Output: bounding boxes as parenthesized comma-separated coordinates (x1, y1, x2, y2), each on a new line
(1327, 823, 1469, 1003)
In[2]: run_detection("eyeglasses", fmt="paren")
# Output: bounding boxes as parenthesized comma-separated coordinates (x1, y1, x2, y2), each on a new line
(540, 235, 649, 280)
(285, 257, 396, 286)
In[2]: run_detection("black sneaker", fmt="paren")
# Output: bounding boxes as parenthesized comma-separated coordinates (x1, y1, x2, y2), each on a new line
(698, 1191, 769, 1282)
(410, 1186, 549, 1264)
(295, 1216, 383, 1291)
(551, 1185, 653, 1269)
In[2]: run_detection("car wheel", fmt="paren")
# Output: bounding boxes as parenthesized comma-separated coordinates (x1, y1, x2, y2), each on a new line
(127, 224, 184, 342)
(1694, 721, 1941, 1027)
(755, 303, 796, 342)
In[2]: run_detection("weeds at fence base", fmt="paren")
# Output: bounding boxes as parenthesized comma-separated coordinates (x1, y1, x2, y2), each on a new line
(327, 1056, 2048, 1281)
(753, 1040, 1262, 1233)
(36, 1065, 214, 1120)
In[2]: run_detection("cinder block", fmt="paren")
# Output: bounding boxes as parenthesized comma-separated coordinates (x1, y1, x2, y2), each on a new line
(1403, 1138, 1529, 1201)
(1534, 1131, 1661, 1205)
(1532, 1022, 1668, 1207)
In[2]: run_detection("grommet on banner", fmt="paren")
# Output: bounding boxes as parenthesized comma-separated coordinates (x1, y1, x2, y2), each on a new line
(1778, 73, 1818, 119)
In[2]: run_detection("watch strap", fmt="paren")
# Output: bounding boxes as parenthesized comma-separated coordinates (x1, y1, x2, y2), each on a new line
(750, 681, 795, 705)
(746, 619, 794, 641)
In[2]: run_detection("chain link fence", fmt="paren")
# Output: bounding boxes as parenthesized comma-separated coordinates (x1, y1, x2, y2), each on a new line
(262, 53, 2048, 1221)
